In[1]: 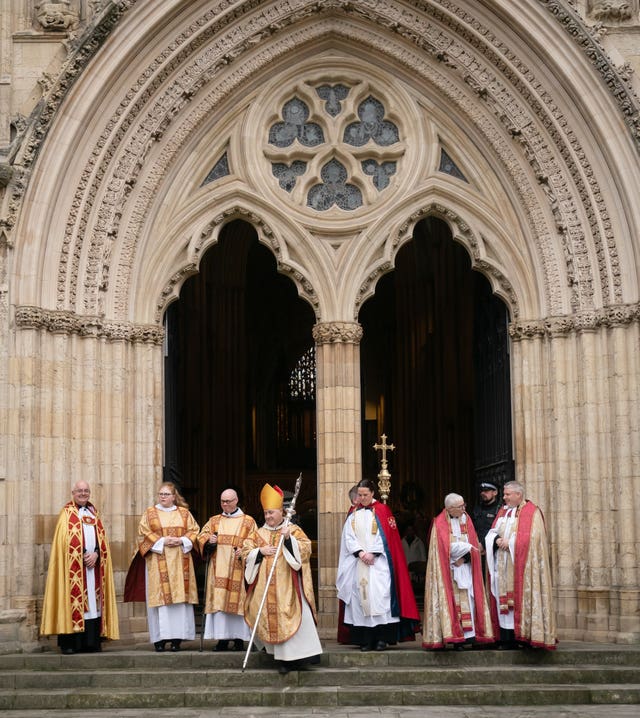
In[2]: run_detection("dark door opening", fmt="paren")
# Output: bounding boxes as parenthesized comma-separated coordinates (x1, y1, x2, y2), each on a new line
(359, 216, 513, 595)
(163, 219, 317, 535)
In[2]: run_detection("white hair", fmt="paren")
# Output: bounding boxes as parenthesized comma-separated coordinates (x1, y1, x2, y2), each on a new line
(444, 493, 464, 508)
(503, 481, 525, 497)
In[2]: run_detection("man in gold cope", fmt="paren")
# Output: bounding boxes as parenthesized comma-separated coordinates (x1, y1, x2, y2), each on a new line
(40, 481, 119, 654)
(242, 483, 322, 674)
(197, 488, 257, 651)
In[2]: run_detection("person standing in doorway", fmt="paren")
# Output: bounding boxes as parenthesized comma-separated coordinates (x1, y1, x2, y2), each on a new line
(471, 482, 501, 550)
(336, 479, 420, 651)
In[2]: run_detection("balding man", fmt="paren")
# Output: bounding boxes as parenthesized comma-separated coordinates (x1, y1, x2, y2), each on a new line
(40, 481, 119, 654)
(197, 488, 257, 651)
(485, 481, 556, 649)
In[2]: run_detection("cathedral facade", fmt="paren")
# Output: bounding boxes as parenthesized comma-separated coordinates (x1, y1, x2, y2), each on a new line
(1, 0, 639, 650)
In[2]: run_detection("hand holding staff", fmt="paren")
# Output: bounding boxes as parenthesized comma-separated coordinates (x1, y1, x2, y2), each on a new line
(241, 473, 302, 672)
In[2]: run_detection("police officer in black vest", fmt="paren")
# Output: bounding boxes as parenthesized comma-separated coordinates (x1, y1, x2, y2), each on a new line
(471, 482, 501, 571)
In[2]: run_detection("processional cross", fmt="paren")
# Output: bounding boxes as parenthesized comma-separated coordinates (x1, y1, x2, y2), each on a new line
(373, 433, 395, 504)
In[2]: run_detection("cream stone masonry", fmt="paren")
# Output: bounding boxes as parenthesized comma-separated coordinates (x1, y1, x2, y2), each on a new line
(0, 1, 639, 648)
(313, 321, 363, 633)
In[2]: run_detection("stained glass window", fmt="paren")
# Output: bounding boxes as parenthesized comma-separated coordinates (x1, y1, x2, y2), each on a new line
(289, 346, 316, 401)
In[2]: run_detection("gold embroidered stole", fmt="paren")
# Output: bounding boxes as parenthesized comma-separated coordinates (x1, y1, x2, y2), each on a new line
(448, 514, 472, 631)
(497, 505, 520, 613)
(65, 506, 87, 631)
(205, 514, 254, 614)
(147, 506, 192, 606)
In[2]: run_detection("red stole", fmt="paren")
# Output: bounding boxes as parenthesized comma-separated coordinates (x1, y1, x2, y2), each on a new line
(488, 500, 536, 640)
(370, 501, 420, 625)
(433, 509, 491, 643)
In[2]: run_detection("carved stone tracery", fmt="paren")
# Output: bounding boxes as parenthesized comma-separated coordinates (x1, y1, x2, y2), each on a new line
(154, 205, 319, 324)
(1, 0, 636, 326)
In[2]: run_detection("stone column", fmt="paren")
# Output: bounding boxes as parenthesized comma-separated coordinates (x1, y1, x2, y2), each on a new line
(2, 309, 164, 648)
(511, 314, 640, 643)
(312, 320, 363, 637)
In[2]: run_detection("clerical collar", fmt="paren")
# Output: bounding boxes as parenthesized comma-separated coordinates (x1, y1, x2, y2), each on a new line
(156, 504, 177, 512)
(223, 508, 241, 517)
(357, 505, 373, 510)
(264, 522, 284, 531)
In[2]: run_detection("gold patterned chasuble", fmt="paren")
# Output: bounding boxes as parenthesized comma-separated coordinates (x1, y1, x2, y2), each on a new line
(138, 506, 199, 608)
(197, 513, 257, 615)
(242, 524, 317, 644)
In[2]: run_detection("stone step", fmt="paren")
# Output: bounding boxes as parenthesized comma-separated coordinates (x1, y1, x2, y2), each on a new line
(1, 683, 640, 710)
(3, 644, 640, 669)
(1, 644, 639, 710)
(2, 665, 639, 689)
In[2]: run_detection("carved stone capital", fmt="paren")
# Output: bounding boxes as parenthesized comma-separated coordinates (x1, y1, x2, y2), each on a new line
(509, 301, 640, 340)
(313, 321, 363, 345)
(14, 305, 164, 344)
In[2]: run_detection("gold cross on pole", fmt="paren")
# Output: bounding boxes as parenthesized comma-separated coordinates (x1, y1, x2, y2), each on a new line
(373, 434, 395, 465)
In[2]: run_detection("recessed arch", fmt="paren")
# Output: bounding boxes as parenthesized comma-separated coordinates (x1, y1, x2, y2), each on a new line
(7, 0, 640, 329)
(152, 205, 321, 325)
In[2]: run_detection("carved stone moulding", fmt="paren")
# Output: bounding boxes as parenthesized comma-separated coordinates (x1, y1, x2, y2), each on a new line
(312, 321, 363, 345)
(355, 202, 520, 321)
(153, 205, 319, 324)
(14, 305, 164, 344)
(508, 301, 640, 340)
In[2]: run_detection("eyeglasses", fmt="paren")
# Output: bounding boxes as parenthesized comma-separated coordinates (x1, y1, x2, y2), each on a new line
(158, 493, 174, 497)
(220, 499, 236, 503)
(450, 504, 465, 509)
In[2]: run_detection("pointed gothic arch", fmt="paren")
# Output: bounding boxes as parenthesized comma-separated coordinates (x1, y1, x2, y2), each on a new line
(3, 1, 640, 646)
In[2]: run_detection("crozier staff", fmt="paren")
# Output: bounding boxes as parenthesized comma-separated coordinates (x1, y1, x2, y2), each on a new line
(241, 483, 322, 674)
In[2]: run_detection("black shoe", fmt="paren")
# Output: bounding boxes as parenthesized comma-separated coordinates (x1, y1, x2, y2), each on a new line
(154, 641, 166, 653)
(233, 639, 244, 651)
(277, 663, 289, 674)
(215, 640, 229, 652)
(375, 640, 387, 651)
(61, 647, 75, 655)
(360, 644, 373, 652)
(170, 640, 181, 652)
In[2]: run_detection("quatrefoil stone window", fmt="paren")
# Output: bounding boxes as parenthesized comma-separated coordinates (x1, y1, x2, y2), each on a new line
(265, 84, 404, 212)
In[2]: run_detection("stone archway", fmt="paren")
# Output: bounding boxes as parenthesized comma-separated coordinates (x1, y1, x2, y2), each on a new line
(3, 1, 640, 646)
(163, 218, 318, 529)
(359, 215, 513, 526)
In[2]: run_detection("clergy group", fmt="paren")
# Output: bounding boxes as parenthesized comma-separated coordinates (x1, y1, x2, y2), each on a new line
(40, 476, 556, 665)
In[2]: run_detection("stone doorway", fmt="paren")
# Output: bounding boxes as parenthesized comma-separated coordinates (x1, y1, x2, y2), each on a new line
(359, 216, 513, 569)
(162, 219, 318, 533)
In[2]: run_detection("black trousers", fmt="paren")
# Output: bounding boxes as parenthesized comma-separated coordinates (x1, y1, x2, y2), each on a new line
(58, 617, 101, 653)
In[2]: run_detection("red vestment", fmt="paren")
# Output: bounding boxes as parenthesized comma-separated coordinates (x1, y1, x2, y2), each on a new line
(422, 509, 493, 648)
